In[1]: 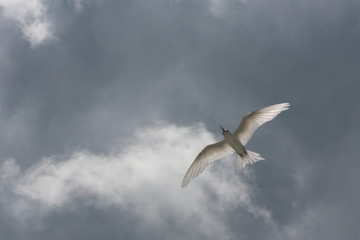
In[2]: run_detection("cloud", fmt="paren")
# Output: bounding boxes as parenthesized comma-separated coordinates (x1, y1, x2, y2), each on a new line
(0, 0, 358, 238)
(0, 0, 53, 46)
(0, 122, 272, 239)
(0, 0, 105, 46)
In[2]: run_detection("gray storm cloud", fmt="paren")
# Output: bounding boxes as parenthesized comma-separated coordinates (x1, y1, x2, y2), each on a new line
(0, 0, 359, 239)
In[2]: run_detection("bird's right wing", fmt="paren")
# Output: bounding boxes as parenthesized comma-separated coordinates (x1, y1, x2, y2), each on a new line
(181, 140, 233, 187)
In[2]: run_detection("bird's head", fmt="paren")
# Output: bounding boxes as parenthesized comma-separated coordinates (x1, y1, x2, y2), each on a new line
(220, 125, 229, 134)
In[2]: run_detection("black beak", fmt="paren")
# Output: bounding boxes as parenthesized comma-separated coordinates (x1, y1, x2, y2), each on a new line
(220, 125, 226, 132)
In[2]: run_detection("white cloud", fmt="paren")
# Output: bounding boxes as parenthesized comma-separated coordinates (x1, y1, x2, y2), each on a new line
(0, 122, 272, 238)
(0, 0, 108, 46)
(0, 0, 53, 46)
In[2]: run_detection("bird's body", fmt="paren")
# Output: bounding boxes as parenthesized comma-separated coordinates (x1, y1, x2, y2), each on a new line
(222, 130, 247, 157)
(181, 103, 290, 187)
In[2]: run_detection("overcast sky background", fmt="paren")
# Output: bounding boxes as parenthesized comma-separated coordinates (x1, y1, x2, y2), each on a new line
(0, 0, 359, 239)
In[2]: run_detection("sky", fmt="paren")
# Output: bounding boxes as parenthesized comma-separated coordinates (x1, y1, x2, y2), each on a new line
(0, 0, 359, 239)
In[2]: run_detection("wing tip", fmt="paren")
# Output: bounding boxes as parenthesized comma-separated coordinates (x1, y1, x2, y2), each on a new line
(275, 102, 290, 107)
(181, 179, 189, 188)
(282, 102, 290, 107)
(274, 102, 290, 111)
(181, 172, 192, 188)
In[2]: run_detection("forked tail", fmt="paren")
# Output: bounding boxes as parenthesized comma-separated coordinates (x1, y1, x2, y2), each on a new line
(237, 150, 264, 171)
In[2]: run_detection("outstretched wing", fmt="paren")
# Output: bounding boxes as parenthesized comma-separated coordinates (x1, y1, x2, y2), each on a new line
(234, 103, 290, 145)
(181, 140, 233, 187)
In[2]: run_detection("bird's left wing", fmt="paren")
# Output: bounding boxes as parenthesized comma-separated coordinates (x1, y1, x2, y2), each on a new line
(234, 103, 290, 145)
(181, 140, 233, 187)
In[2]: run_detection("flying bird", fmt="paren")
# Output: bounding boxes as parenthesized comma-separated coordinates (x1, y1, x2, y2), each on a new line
(182, 103, 290, 187)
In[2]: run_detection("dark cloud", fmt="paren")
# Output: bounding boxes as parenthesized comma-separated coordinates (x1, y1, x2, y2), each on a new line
(0, 0, 360, 239)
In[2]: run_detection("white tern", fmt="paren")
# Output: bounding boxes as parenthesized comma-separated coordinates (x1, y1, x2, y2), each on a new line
(182, 103, 290, 187)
